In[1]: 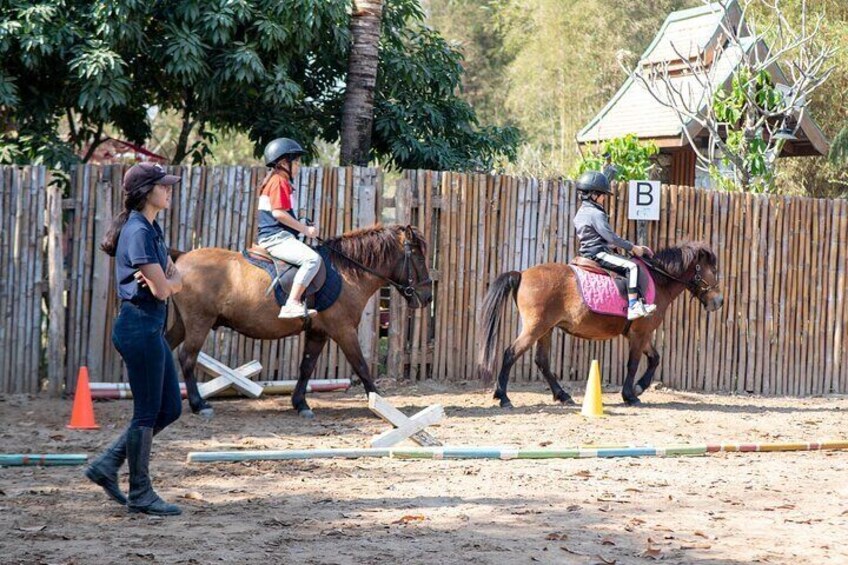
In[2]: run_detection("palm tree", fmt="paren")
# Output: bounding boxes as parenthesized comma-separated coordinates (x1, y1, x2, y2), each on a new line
(340, 0, 384, 166)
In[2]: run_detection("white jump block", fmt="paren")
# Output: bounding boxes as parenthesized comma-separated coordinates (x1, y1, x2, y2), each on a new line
(368, 392, 444, 448)
(197, 353, 264, 399)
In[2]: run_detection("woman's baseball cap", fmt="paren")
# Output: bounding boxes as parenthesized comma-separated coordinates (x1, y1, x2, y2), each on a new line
(122, 163, 181, 192)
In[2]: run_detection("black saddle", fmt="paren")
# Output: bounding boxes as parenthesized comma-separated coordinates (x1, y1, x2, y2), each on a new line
(245, 245, 326, 299)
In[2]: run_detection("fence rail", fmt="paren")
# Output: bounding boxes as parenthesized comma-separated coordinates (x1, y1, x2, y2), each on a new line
(0, 165, 845, 397)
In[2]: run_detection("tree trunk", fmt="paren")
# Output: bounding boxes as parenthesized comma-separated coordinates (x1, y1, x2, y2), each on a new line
(340, 0, 384, 167)
(173, 105, 195, 165)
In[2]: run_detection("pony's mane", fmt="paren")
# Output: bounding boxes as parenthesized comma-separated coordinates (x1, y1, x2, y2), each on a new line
(323, 224, 425, 274)
(653, 241, 716, 277)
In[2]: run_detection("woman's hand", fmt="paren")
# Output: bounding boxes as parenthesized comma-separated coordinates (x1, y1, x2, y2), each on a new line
(134, 270, 150, 288)
(137, 263, 182, 299)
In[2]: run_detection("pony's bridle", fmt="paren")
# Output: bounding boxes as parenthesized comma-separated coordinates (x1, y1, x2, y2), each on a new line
(396, 236, 433, 307)
(646, 260, 717, 300)
(321, 226, 432, 306)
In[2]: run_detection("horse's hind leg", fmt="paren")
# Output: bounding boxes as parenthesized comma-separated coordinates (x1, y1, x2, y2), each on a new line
(179, 323, 215, 417)
(292, 329, 329, 419)
(494, 323, 548, 409)
(535, 330, 575, 405)
(635, 342, 660, 397)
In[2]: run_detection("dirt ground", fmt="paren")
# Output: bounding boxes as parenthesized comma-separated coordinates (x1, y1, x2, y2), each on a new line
(2, 380, 848, 565)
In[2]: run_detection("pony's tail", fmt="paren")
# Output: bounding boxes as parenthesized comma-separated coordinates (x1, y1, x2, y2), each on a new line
(477, 271, 522, 385)
(165, 301, 185, 350)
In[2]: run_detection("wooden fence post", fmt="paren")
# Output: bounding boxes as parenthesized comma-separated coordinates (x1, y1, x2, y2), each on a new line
(356, 167, 378, 374)
(47, 181, 65, 397)
(637, 221, 648, 245)
(387, 178, 410, 376)
(86, 177, 112, 382)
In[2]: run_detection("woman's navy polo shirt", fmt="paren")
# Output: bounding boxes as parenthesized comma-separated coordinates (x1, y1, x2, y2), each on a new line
(115, 210, 169, 302)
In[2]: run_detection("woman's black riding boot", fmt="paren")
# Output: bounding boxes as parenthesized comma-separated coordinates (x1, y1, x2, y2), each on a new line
(85, 429, 130, 505)
(126, 426, 181, 516)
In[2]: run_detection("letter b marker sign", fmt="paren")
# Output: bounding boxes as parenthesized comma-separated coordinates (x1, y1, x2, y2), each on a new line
(628, 180, 660, 221)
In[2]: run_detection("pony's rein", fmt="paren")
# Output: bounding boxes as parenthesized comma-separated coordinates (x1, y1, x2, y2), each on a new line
(314, 236, 429, 301)
(642, 256, 714, 297)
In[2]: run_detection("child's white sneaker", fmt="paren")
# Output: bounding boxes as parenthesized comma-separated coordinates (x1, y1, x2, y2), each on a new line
(627, 301, 656, 320)
(278, 302, 317, 319)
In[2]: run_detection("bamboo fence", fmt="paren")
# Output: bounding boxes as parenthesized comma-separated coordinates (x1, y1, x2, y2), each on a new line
(0, 165, 846, 397)
(0, 167, 46, 394)
(391, 171, 848, 395)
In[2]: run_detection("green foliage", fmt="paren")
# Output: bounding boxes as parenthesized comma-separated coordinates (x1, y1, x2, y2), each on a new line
(492, 0, 690, 177)
(429, 0, 847, 195)
(427, 0, 515, 127)
(573, 134, 658, 182)
(374, 6, 520, 171)
(713, 69, 782, 125)
(829, 125, 848, 166)
(0, 0, 517, 171)
(710, 68, 782, 192)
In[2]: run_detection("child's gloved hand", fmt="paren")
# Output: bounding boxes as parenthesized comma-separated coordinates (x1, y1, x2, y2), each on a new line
(305, 226, 320, 239)
(632, 245, 654, 258)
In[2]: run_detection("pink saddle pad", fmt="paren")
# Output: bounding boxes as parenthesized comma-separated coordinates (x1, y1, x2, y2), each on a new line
(569, 259, 656, 318)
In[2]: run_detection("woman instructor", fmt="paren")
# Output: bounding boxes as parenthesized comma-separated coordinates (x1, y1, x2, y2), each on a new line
(85, 162, 184, 516)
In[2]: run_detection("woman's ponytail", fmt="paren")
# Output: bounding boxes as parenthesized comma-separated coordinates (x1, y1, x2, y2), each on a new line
(100, 183, 155, 256)
(100, 209, 131, 256)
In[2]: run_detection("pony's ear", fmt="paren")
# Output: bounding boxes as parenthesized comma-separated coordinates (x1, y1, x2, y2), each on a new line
(697, 247, 714, 266)
(403, 224, 415, 243)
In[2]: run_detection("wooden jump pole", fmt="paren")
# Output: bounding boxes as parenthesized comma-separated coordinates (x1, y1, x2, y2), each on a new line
(0, 454, 88, 466)
(186, 440, 848, 464)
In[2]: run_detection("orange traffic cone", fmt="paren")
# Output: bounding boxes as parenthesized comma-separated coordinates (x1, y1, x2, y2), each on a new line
(67, 367, 99, 430)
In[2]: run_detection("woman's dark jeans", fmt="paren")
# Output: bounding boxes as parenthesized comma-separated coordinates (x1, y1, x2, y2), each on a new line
(112, 301, 181, 430)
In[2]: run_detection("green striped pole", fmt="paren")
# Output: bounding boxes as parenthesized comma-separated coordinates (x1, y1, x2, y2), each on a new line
(186, 440, 848, 464)
(0, 454, 88, 466)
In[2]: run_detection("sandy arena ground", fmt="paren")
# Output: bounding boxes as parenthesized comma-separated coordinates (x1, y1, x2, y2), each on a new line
(2, 380, 848, 564)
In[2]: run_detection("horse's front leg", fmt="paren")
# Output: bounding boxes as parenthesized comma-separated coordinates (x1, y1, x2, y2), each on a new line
(180, 334, 214, 418)
(333, 327, 379, 396)
(621, 338, 646, 406)
(292, 330, 329, 419)
(635, 343, 660, 397)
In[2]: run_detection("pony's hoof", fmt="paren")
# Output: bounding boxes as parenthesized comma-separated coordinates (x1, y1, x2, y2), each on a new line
(558, 396, 577, 406)
(299, 409, 316, 419)
(499, 400, 514, 409)
(623, 397, 642, 407)
(198, 407, 214, 419)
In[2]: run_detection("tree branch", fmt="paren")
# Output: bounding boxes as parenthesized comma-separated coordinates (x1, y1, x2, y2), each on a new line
(66, 108, 78, 147)
(82, 122, 105, 162)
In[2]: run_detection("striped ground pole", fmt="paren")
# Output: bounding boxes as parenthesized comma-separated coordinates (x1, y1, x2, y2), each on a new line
(186, 440, 848, 464)
(0, 454, 88, 466)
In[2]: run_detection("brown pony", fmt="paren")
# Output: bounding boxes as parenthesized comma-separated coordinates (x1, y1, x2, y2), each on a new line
(165, 224, 432, 418)
(478, 242, 723, 407)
